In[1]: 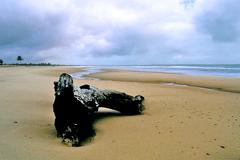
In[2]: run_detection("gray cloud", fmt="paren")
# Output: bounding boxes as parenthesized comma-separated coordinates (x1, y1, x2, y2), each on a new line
(194, 0, 240, 42)
(0, 0, 239, 64)
(0, 0, 75, 50)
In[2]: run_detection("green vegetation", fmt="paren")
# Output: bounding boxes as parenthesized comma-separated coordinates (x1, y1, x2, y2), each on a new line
(0, 59, 3, 65)
(0, 56, 55, 66)
(14, 62, 55, 66)
(17, 56, 23, 64)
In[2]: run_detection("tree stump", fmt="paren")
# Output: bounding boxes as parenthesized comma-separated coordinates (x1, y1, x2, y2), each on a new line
(53, 73, 145, 146)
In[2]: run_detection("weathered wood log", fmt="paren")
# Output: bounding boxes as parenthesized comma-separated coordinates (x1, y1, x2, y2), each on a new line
(53, 73, 144, 146)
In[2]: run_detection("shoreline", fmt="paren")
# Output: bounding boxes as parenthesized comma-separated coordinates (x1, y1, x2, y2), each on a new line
(86, 69, 240, 94)
(67, 64, 240, 79)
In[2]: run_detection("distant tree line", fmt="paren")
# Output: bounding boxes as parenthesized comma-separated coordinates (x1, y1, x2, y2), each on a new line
(17, 62, 54, 66)
(0, 56, 54, 66)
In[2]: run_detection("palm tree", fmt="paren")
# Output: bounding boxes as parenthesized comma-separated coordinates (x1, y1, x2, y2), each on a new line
(17, 56, 23, 64)
(0, 59, 3, 65)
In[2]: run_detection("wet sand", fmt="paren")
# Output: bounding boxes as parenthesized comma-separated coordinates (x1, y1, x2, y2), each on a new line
(0, 66, 240, 160)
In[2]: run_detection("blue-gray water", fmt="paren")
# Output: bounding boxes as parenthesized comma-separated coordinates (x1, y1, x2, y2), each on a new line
(71, 64, 240, 79)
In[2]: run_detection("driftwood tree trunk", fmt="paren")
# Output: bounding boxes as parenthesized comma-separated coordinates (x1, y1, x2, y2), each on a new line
(53, 73, 144, 146)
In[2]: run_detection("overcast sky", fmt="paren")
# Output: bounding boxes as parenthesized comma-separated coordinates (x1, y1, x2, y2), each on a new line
(0, 0, 239, 64)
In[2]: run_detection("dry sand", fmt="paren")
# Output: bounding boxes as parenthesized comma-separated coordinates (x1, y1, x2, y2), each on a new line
(0, 66, 240, 160)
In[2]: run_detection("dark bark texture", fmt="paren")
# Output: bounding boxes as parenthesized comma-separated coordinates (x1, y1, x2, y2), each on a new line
(53, 73, 145, 146)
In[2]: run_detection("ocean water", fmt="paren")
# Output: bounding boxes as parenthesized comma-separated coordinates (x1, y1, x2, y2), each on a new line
(71, 64, 240, 79)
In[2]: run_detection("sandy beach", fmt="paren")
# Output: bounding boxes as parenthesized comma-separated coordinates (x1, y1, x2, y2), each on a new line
(0, 66, 240, 160)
